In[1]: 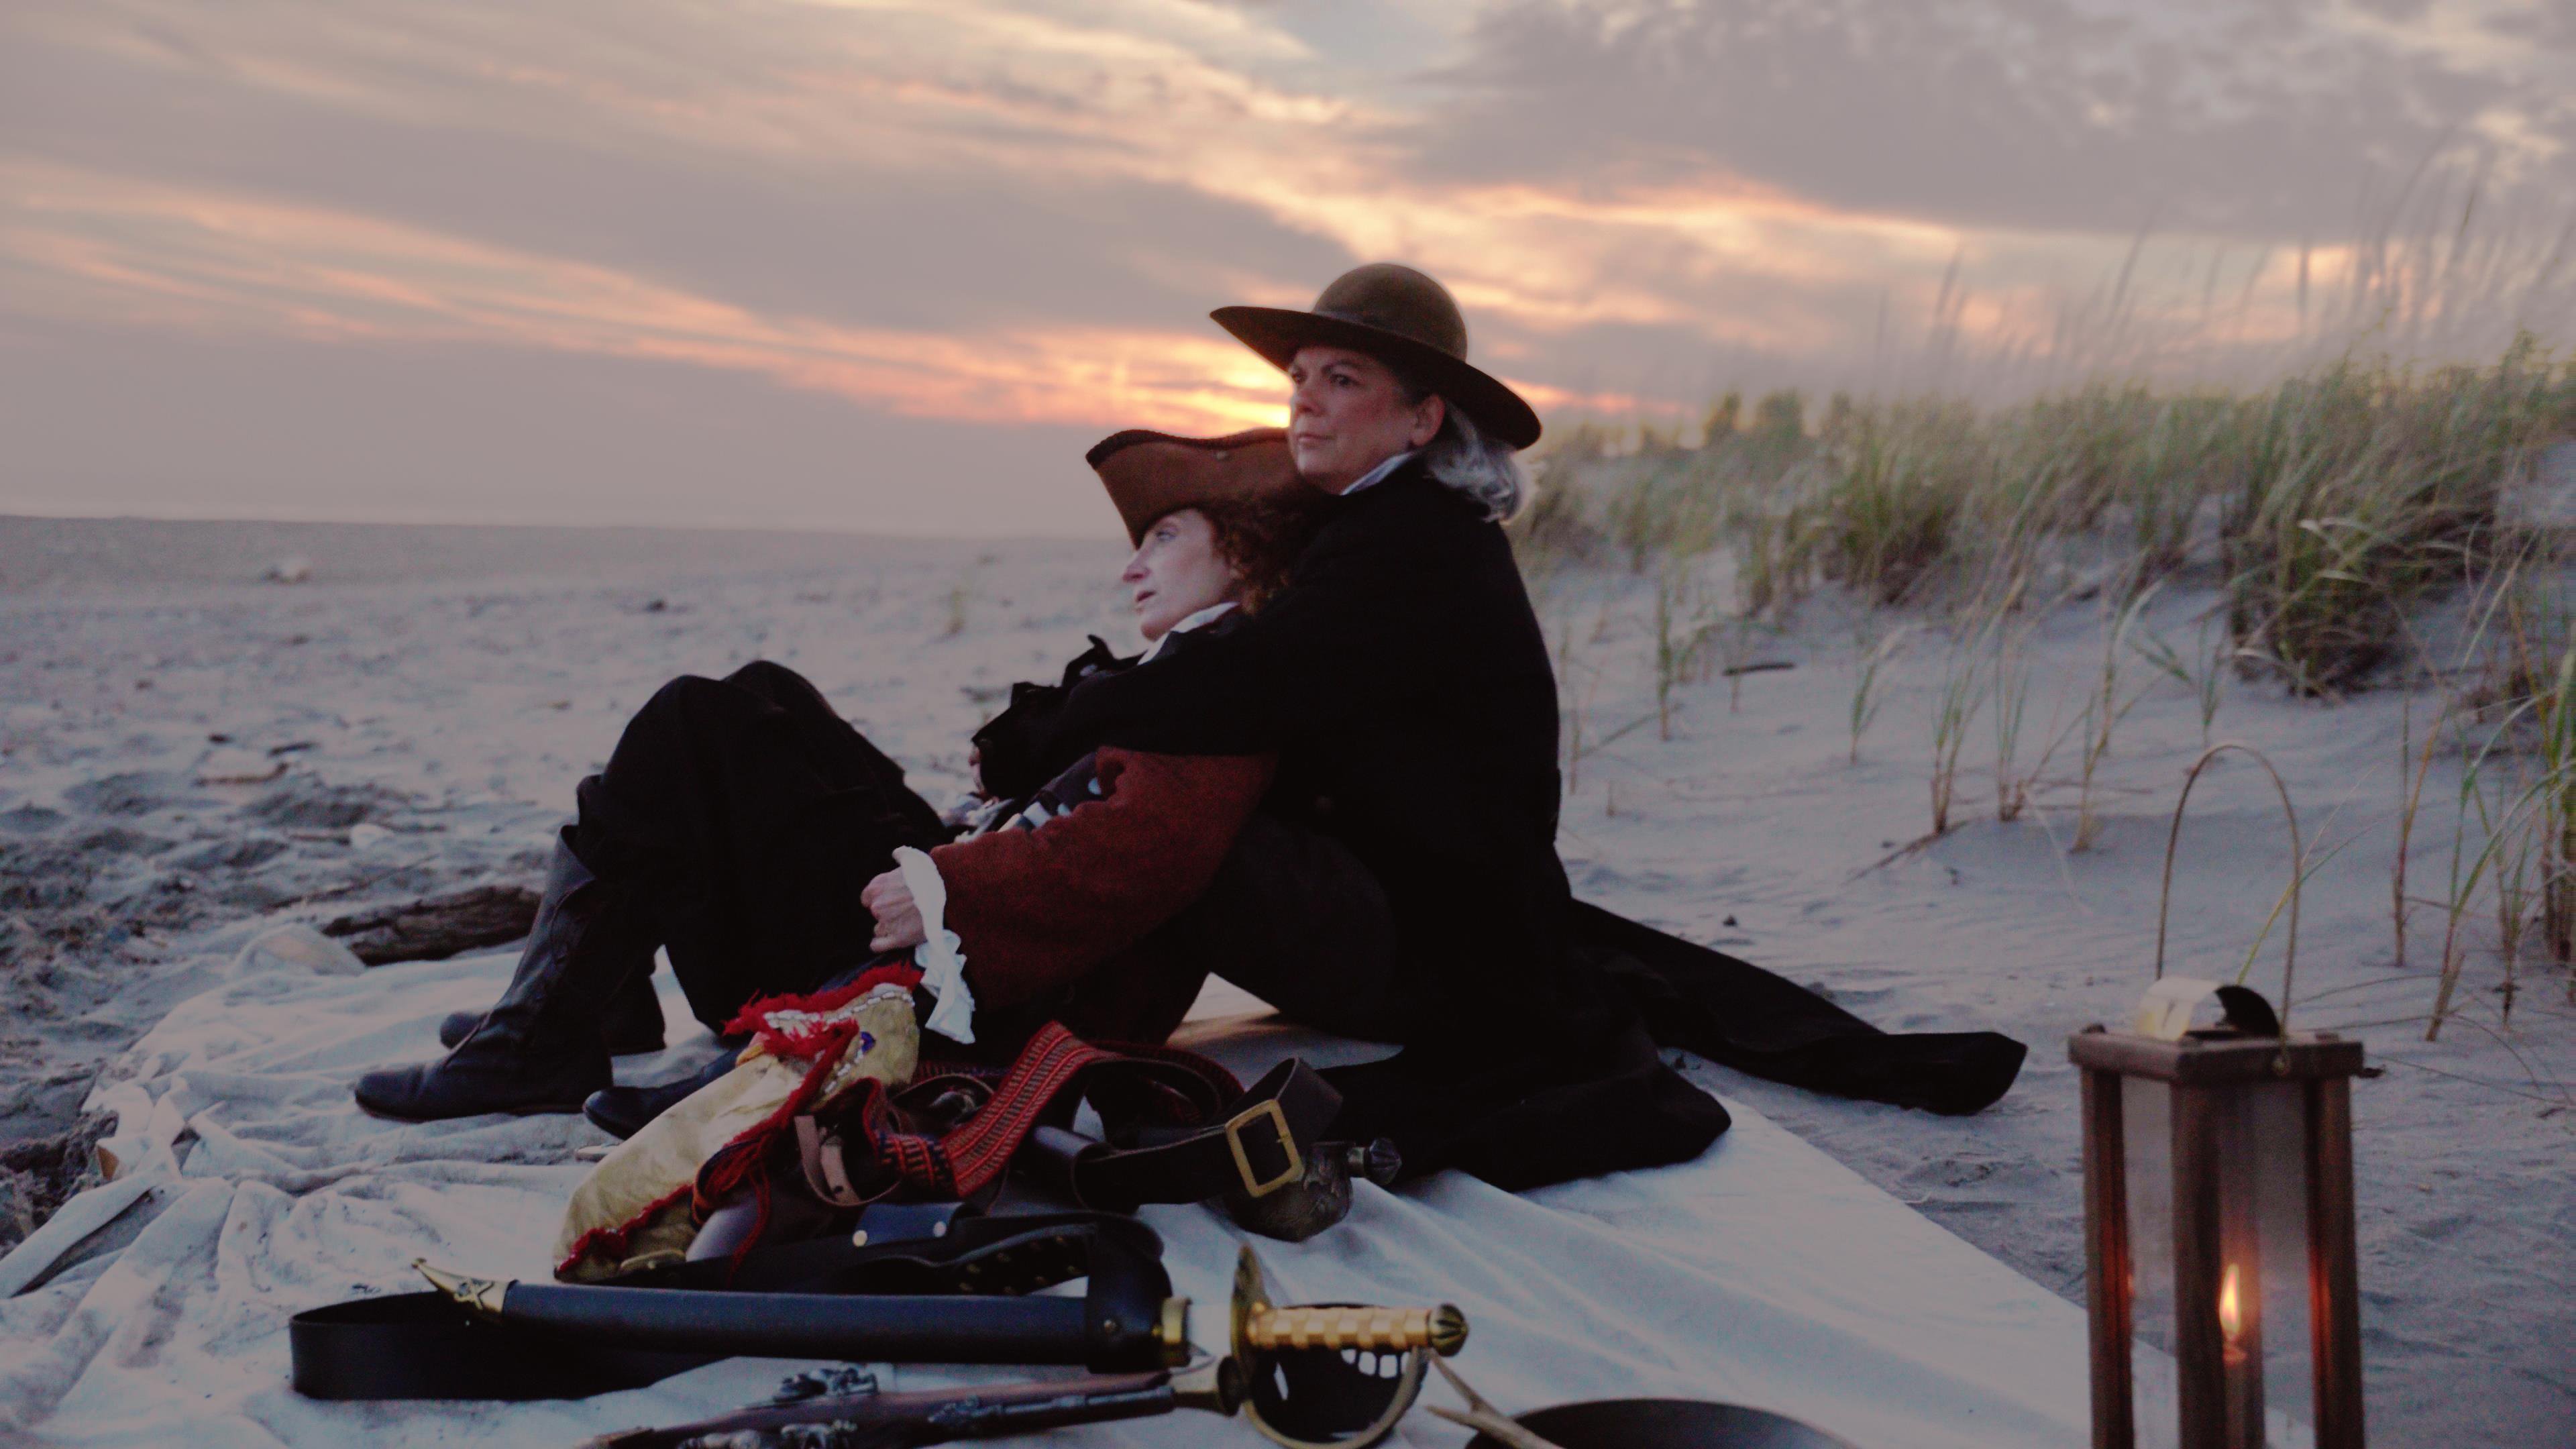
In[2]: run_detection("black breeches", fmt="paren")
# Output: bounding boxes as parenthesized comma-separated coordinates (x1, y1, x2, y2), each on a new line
(570, 661, 949, 1032)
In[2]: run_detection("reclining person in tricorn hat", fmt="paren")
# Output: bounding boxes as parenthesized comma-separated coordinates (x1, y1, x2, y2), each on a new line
(352, 425, 1353, 1125)
(358, 264, 2027, 1189)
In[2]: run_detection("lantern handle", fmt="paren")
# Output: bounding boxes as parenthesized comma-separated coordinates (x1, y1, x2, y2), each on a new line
(2154, 741, 2303, 1029)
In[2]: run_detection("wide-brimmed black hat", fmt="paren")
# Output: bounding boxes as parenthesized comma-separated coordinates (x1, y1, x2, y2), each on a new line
(1211, 263, 1542, 450)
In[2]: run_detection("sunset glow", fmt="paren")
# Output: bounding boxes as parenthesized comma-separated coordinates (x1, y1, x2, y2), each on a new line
(3, 0, 2569, 531)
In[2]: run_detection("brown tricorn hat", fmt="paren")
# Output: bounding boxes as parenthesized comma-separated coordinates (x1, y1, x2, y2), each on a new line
(1086, 427, 1305, 545)
(1210, 262, 1542, 451)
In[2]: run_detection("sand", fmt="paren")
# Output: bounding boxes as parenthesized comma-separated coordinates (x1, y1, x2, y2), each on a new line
(1, 514, 2568, 1446)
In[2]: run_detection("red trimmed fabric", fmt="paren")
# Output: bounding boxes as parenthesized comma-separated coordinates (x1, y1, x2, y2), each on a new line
(553, 1181, 693, 1280)
(721, 961, 924, 1053)
(692, 964, 926, 1240)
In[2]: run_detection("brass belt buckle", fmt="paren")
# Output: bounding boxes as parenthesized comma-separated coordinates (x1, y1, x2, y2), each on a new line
(1224, 1098, 1301, 1199)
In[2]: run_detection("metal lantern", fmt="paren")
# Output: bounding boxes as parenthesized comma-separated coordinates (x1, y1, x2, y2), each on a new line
(2072, 745, 2366, 1449)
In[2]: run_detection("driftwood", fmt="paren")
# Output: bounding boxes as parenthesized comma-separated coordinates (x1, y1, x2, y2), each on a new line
(322, 884, 540, 965)
(0, 1112, 114, 1252)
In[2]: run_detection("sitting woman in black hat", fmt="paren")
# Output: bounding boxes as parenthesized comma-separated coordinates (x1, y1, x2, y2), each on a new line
(1014, 265, 2019, 1190)
(1026, 263, 1573, 1057)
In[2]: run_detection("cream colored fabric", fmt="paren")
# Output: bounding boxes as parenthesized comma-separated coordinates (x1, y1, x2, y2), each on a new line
(553, 981, 920, 1281)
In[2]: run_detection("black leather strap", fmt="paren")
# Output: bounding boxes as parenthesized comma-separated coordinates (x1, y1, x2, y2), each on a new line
(1018, 1058, 1342, 1212)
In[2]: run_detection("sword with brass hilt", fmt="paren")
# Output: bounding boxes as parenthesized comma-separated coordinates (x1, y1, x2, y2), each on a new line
(1230, 1244, 1468, 1449)
(1232, 1248, 1468, 1356)
(421, 1240, 1469, 1449)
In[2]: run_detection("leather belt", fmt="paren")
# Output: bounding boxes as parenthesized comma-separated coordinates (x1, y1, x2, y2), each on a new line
(794, 1038, 1339, 1216)
(1013, 1058, 1344, 1212)
(782, 1023, 1248, 1208)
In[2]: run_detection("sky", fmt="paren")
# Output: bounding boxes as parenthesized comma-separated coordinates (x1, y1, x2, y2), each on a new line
(4, 0, 2573, 537)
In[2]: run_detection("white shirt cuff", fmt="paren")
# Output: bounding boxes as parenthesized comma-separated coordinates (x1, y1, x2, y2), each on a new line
(893, 845, 975, 1044)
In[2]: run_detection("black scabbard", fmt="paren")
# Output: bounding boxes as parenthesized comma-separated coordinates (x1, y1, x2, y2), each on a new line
(293, 1216, 1183, 1399)
(504, 1285, 1097, 1365)
(501, 1225, 1178, 1373)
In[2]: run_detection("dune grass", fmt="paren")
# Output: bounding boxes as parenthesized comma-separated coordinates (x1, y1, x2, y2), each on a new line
(1515, 341, 2576, 686)
(1511, 331, 2576, 1018)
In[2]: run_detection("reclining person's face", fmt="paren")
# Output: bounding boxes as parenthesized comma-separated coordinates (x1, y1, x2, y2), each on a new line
(1122, 507, 1238, 642)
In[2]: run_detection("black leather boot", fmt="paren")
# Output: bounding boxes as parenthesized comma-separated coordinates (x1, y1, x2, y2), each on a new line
(580, 1046, 742, 1140)
(356, 833, 648, 1121)
(437, 966, 664, 1055)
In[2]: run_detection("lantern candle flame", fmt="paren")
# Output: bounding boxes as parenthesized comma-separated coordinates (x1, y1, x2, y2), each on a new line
(2217, 1263, 2246, 1365)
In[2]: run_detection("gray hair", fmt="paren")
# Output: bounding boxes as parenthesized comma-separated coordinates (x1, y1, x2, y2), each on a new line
(1417, 398, 1529, 523)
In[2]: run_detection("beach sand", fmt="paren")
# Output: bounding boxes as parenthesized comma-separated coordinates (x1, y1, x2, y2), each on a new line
(1, 514, 2567, 1445)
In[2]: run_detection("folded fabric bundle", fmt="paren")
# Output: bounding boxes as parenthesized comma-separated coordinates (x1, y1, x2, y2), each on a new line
(555, 965, 922, 1281)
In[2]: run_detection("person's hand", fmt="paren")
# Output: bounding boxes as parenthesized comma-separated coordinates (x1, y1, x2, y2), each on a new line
(863, 867, 928, 952)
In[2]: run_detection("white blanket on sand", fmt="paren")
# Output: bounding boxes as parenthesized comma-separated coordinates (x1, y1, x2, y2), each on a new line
(0, 951, 2096, 1449)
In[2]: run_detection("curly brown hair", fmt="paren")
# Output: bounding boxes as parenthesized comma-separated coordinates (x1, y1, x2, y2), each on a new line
(1188, 490, 1333, 614)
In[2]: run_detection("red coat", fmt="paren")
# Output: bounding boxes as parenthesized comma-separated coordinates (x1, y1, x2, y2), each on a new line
(930, 747, 1275, 1011)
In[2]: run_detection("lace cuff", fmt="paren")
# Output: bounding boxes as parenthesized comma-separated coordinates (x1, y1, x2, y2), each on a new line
(893, 845, 975, 1044)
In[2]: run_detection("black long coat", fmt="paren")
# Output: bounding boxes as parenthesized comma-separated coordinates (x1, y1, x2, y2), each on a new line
(1040, 460, 2021, 1187)
(1042, 460, 1572, 1046)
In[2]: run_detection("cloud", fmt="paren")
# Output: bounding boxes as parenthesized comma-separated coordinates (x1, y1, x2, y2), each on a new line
(3, 0, 2571, 531)
(1412, 0, 2573, 241)
(0, 7, 1354, 334)
(0, 160, 1311, 437)
(5, 0, 1966, 366)
(0, 313, 1124, 535)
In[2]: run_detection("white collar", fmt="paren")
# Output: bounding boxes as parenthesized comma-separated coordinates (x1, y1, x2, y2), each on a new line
(1338, 449, 1419, 496)
(1138, 600, 1237, 663)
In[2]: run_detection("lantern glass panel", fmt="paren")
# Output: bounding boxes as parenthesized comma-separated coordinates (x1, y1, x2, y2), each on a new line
(2121, 1076, 2178, 1447)
(2122, 1073, 2319, 1448)
(2229, 1080, 2314, 1443)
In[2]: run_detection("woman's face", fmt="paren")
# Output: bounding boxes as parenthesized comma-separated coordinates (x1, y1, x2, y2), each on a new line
(1285, 345, 1445, 493)
(1122, 507, 1238, 641)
